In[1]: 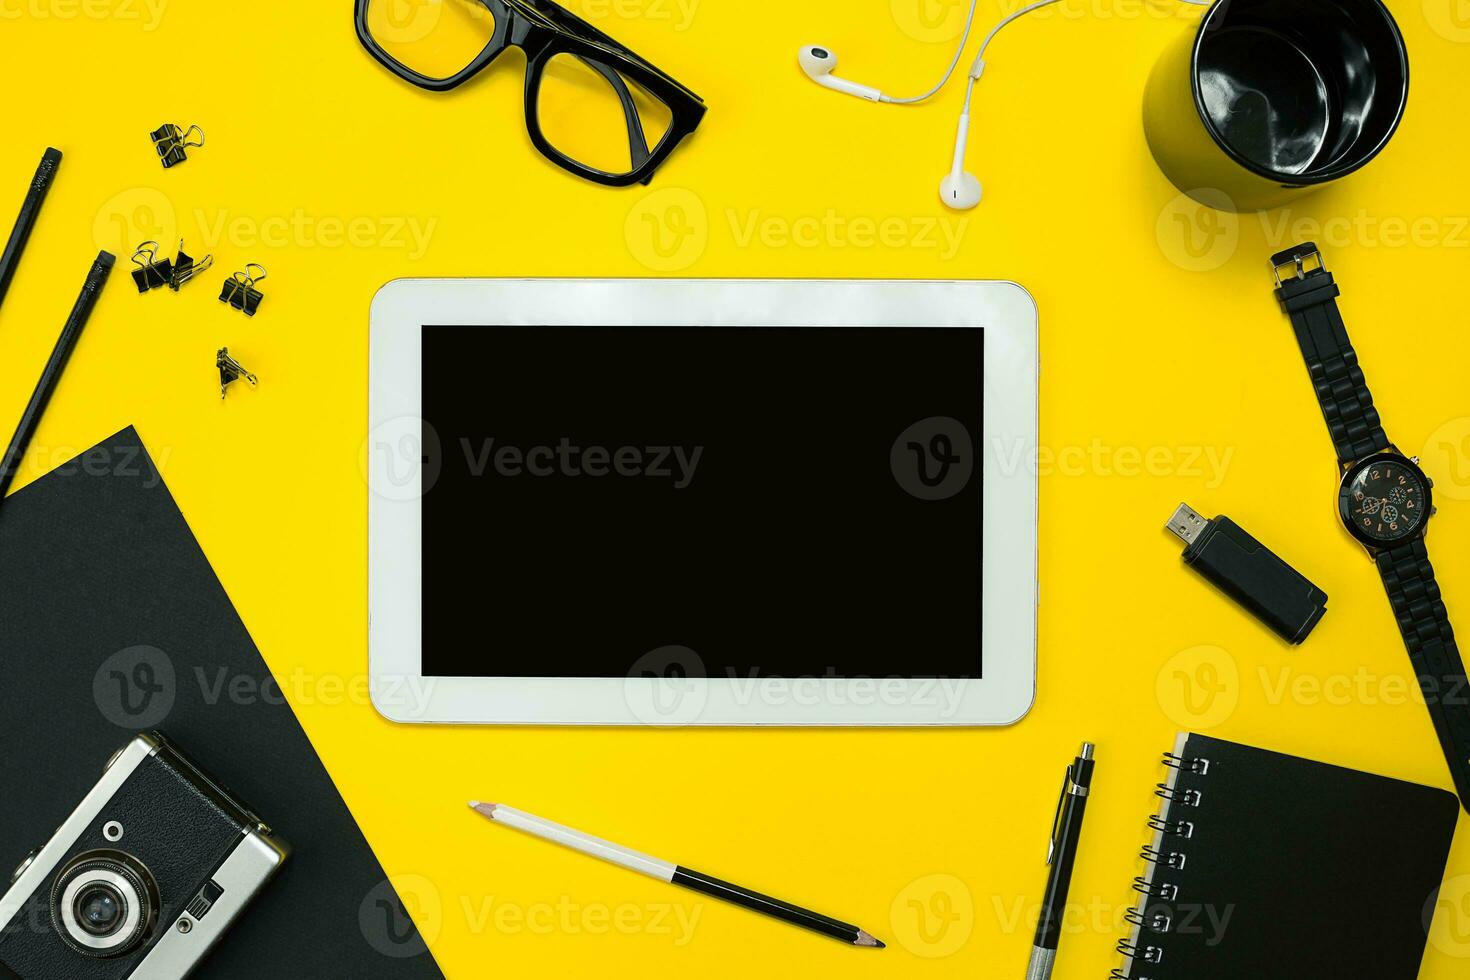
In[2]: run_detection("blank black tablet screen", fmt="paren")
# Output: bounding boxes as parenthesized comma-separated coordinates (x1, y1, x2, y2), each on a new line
(421, 325, 983, 679)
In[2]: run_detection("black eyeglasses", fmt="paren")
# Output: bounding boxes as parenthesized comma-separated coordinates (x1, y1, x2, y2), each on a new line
(356, 0, 706, 186)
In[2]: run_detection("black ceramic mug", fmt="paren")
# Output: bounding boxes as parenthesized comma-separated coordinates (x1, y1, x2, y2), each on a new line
(1144, 0, 1408, 212)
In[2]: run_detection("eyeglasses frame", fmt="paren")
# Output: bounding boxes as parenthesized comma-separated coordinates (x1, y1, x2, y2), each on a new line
(355, 0, 707, 186)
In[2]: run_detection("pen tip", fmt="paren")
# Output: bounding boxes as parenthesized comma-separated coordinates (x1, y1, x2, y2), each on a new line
(854, 930, 884, 948)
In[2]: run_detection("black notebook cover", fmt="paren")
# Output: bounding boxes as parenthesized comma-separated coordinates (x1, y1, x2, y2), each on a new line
(1117, 734, 1459, 979)
(0, 428, 444, 979)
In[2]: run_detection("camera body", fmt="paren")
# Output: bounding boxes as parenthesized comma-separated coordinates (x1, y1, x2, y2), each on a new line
(0, 732, 287, 979)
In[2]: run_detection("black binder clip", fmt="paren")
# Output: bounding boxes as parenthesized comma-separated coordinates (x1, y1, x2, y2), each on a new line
(133, 240, 213, 294)
(150, 124, 205, 169)
(219, 264, 266, 316)
(217, 348, 258, 398)
(130, 241, 173, 293)
(167, 240, 213, 291)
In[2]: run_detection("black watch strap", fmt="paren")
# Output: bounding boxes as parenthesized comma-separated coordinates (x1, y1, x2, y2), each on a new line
(1377, 538, 1470, 802)
(1271, 243, 1390, 465)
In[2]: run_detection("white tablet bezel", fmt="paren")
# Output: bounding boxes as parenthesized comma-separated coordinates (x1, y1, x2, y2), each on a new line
(368, 279, 1037, 726)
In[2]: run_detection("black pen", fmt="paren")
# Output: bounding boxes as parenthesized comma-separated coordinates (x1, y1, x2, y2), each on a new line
(1026, 742, 1095, 980)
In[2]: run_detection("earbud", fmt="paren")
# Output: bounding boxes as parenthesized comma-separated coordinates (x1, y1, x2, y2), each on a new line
(797, 46, 884, 102)
(938, 110, 982, 209)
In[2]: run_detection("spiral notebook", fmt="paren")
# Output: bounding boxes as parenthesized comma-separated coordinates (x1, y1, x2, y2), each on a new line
(1114, 734, 1459, 980)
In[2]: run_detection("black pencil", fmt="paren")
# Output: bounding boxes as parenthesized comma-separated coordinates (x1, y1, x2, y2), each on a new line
(0, 250, 114, 506)
(469, 801, 884, 948)
(0, 148, 63, 312)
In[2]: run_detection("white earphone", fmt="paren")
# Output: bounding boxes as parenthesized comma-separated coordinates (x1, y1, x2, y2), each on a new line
(799, 0, 1205, 210)
(796, 47, 883, 102)
(939, 109, 983, 210)
(799, 32, 986, 210)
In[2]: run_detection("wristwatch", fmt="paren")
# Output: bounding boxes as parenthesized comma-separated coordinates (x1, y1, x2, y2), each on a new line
(1272, 242, 1470, 809)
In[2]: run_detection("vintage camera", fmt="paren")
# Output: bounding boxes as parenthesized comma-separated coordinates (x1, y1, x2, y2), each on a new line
(0, 732, 287, 979)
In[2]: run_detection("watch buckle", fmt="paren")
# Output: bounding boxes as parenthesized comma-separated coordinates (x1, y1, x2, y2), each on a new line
(1270, 243, 1326, 286)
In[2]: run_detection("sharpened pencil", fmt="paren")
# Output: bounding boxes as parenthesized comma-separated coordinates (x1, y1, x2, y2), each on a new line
(0, 250, 113, 507)
(0, 148, 62, 313)
(468, 801, 884, 948)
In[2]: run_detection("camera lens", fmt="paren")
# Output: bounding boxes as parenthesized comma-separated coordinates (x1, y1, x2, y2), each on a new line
(50, 851, 157, 958)
(74, 883, 125, 937)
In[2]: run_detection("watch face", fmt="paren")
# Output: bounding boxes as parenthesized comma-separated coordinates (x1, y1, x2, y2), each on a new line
(1339, 454, 1432, 547)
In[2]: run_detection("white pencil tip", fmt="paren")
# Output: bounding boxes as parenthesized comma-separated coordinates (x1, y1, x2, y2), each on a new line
(468, 801, 498, 816)
(467, 800, 480, 808)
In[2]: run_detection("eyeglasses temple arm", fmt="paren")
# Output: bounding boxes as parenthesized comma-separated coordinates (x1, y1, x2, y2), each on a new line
(509, 0, 702, 101)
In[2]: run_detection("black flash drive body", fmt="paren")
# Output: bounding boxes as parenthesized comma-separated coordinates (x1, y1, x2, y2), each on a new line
(1166, 503, 1329, 644)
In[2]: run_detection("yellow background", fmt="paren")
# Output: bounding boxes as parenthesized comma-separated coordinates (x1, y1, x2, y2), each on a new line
(4, 0, 1470, 976)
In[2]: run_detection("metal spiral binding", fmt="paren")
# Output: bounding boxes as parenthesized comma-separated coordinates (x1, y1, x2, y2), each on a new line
(1162, 752, 1210, 774)
(1117, 939, 1164, 964)
(1147, 814, 1194, 838)
(1109, 753, 1211, 979)
(1154, 783, 1202, 807)
(1140, 845, 1187, 870)
(1124, 905, 1173, 934)
(1131, 875, 1178, 901)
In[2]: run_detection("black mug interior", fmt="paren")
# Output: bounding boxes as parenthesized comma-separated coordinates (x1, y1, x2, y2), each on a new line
(1194, 0, 1407, 183)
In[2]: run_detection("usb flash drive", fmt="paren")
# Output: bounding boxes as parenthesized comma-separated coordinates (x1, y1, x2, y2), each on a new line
(1165, 503, 1329, 644)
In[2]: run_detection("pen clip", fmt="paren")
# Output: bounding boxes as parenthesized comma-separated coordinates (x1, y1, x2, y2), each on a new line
(1047, 763, 1076, 866)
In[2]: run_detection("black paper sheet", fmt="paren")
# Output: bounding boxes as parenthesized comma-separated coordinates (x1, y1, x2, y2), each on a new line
(0, 427, 444, 979)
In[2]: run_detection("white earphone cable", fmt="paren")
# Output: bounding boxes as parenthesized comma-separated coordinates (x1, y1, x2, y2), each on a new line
(885, 0, 1209, 109)
(960, 0, 1066, 111)
(877, 0, 982, 104)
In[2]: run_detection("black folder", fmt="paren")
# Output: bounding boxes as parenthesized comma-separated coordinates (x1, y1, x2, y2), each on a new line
(1114, 733, 1459, 979)
(0, 427, 443, 979)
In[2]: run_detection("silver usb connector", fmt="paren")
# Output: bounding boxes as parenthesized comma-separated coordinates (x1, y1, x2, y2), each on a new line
(1165, 503, 1209, 547)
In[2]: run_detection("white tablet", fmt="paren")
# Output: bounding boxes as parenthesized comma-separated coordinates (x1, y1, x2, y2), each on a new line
(368, 279, 1037, 726)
